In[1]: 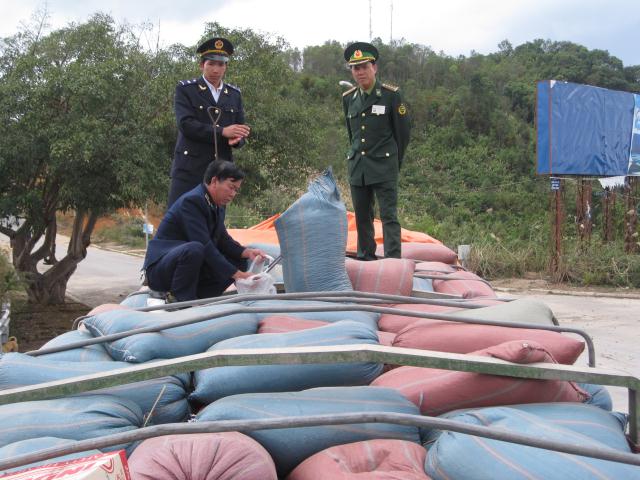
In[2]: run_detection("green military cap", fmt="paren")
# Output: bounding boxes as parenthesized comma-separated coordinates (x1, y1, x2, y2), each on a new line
(196, 37, 234, 63)
(344, 42, 379, 66)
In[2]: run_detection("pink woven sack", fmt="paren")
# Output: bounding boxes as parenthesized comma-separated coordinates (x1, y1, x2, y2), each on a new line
(258, 315, 396, 346)
(393, 320, 584, 365)
(128, 432, 277, 480)
(371, 340, 589, 415)
(287, 439, 431, 480)
(345, 258, 415, 297)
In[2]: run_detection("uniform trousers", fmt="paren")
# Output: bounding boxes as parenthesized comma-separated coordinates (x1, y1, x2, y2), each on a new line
(350, 180, 401, 259)
(167, 175, 200, 208)
(146, 241, 246, 301)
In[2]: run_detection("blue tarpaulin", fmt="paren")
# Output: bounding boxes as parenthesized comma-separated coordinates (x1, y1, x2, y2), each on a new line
(536, 80, 638, 176)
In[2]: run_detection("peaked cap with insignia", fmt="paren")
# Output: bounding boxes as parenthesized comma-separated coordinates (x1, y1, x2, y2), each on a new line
(344, 41, 379, 66)
(197, 37, 234, 63)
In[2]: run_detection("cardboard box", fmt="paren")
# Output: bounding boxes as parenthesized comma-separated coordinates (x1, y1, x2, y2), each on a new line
(1, 450, 130, 480)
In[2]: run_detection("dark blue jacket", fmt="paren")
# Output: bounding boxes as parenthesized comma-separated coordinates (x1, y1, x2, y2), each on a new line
(143, 184, 245, 280)
(170, 77, 246, 184)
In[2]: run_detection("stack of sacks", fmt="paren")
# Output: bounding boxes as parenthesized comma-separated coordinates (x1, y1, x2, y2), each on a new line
(412, 260, 498, 298)
(191, 321, 383, 404)
(0, 437, 100, 475)
(423, 403, 640, 479)
(377, 296, 553, 334)
(246, 299, 380, 330)
(376, 242, 458, 264)
(36, 329, 113, 362)
(258, 315, 396, 346)
(34, 303, 134, 362)
(196, 386, 422, 477)
(0, 395, 143, 455)
(275, 168, 353, 293)
(81, 303, 259, 362)
(392, 321, 584, 365)
(288, 439, 431, 480)
(377, 303, 469, 333)
(345, 258, 415, 297)
(413, 261, 462, 292)
(120, 289, 151, 308)
(444, 297, 558, 326)
(371, 340, 590, 415)
(128, 433, 278, 480)
(429, 271, 497, 298)
(414, 261, 461, 273)
(86, 304, 132, 316)
(0, 352, 190, 424)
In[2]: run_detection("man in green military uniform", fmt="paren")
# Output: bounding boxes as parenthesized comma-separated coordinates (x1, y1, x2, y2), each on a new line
(342, 42, 411, 260)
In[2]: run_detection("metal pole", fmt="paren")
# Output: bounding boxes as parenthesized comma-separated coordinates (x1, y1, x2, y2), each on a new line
(2, 412, 640, 472)
(36, 304, 597, 366)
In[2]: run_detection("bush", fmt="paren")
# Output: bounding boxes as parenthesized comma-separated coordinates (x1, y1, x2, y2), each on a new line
(92, 214, 146, 249)
(0, 248, 21, 302)
(561, 242, 640, 288)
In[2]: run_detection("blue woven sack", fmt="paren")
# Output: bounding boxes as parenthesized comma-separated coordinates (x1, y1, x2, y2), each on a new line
(275, 168, 352, 292)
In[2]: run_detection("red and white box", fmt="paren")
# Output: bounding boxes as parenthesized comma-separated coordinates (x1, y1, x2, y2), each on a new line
(0, 451, 130, 480)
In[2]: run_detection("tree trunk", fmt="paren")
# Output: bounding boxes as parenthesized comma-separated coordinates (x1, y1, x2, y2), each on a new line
(624, 177, 639, 254)
(8, 210, 98, 305)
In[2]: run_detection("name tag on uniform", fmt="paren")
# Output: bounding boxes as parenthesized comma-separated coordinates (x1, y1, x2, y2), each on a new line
(372, 105, 386, 115)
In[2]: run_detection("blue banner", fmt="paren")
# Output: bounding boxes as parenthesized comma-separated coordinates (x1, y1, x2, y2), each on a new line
(536, 80, 637, 176)
(629, 94, 640, 175)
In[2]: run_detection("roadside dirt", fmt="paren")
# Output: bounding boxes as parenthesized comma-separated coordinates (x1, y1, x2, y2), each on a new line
(491, 277, 640, 298)
(7, 292, 90, 352)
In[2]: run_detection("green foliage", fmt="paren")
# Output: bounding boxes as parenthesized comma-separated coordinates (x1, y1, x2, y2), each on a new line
(92, 215, 146, 249)
(466, 237, 548, 280)
(560, 241, 640, 288)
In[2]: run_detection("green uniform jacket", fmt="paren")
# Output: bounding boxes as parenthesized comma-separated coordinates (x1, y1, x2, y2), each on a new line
(342, 80, 411, 186)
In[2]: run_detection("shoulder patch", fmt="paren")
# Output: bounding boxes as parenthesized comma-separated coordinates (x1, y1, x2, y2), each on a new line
(342, 86, 357, 97)
(226, 83, 241, 93)
(382, 83, 399, 92)
(178, 78, 199, 87)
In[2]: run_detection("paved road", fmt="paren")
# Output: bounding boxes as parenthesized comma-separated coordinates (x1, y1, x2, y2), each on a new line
(65, 243, 144, 307)
(0, 234, 143, 307)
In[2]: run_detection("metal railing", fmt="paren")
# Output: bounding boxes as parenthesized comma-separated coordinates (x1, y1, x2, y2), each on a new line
(48, 299, 585, 363)
(0, 344, 638, 470)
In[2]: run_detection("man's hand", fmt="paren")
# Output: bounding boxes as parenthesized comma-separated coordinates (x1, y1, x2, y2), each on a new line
(232, 270, 254, 280)
(241, 247, 267, 261)
(222, 124, 250, 140)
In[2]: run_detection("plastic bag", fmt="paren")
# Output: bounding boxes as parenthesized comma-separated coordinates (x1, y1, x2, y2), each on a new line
(235, 273, 277, 295)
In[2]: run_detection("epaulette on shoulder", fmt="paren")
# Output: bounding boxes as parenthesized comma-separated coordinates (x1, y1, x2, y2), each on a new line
(226, 83, 241, 93)
(382, 83, 399, 92)
(342, 86, 357, 97)
(178, 78, 199, 87)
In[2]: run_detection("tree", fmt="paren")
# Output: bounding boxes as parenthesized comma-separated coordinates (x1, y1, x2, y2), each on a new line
(0, 14, 172, 304)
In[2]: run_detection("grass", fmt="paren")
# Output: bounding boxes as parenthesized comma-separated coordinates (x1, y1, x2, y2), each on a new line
(91, 214, 147, 250)
(466, 235, 640, 288)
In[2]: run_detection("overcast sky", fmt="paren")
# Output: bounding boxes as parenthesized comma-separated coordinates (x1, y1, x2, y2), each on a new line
(2, 0, 639, 66)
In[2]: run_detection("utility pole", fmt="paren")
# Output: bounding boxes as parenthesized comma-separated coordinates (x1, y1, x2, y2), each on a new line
(369, 0, 372, 41)
(390, 0, 393, 43)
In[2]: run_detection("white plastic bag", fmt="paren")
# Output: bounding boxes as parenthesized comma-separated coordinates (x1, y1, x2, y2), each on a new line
(235, 273, 277, 295)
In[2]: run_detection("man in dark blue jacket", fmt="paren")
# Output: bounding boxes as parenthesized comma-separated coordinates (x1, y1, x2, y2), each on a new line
(145, 161, 264, 301)
(168, 37, 250, 207)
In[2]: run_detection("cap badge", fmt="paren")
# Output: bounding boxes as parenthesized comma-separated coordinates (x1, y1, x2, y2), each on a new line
(215, 39, 224, 49)
(354, 50, 363, 59)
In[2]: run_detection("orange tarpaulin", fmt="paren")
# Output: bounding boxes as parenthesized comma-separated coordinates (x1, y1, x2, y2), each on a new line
(228, 212, 441, 254)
